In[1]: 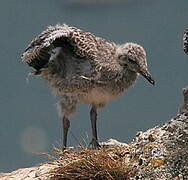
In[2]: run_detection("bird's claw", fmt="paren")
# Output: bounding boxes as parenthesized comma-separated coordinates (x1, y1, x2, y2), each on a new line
(89, 139, 101, 149)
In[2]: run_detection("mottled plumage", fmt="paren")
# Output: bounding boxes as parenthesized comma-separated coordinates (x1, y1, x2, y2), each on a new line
(179, 87, 188, 115)
(183, 29, 188, 54)
(22, 24, 154, 148)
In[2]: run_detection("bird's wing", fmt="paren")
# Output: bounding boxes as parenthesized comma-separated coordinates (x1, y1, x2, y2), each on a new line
(183, 29, 188, 55)
(22, 24, 73, 71)
(22, 24, 113, 72)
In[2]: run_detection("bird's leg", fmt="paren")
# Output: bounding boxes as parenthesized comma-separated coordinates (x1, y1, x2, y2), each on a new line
(90, 106, 100, 148)
(62, 116, 70, 148)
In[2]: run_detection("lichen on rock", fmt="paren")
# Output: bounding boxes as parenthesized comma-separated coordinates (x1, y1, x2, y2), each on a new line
(0, 87, 188, 180)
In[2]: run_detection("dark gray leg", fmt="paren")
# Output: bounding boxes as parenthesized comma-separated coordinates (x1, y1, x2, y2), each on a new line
(62, 116, 70, 148)
(90, 106, 100, 148)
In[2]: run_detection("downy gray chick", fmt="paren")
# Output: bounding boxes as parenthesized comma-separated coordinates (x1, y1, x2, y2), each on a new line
(22, 24, 155, 148)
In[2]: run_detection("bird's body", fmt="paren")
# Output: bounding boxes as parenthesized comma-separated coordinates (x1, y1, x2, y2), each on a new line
(178, 87, 188, 115)
(183, 29, 188, 55)
(41, 47, 137, 108)
(22, 24, 154, 148)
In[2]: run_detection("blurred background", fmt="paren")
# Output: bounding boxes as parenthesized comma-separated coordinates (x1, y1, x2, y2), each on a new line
(0, 0, 188, 172)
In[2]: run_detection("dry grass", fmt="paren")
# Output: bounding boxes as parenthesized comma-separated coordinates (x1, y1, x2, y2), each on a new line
(48, 146, 136, 180)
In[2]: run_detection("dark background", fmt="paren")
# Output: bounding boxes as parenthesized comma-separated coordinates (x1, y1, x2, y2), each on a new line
(0, 0, 188, 172)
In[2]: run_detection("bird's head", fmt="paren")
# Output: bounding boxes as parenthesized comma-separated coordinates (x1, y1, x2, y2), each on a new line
(117, 42, 155, 85)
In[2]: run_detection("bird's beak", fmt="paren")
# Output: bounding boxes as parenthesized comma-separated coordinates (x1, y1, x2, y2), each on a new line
(139, 68, 155, 85)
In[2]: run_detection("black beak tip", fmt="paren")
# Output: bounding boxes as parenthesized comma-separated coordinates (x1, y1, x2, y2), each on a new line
(150, 79, 155, 85)
(141, 73, 155, 85)
(142, 73, 155, 85)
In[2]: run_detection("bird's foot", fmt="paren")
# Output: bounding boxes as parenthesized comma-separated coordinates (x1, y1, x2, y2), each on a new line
(62, 146, 67, 151)
(89, 139, 101, 149)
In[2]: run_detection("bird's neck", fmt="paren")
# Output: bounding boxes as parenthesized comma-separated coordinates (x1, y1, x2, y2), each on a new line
(121, 68, 138, 86)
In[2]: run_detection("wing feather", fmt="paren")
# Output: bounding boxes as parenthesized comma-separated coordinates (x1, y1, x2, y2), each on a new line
(22, 24, 116, 72)
(22, 24, 71, 71)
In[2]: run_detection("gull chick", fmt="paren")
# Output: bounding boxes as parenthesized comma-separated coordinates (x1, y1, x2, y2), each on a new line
(22, 24, 155, 148)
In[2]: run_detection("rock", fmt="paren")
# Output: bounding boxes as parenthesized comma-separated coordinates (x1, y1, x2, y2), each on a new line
(100, 138, 128, 147)
(1, 86, 188, 180)
(0, 164, 57, 180)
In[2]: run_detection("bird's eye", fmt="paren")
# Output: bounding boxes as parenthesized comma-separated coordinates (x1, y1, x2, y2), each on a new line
(128, 58, 136, 63)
